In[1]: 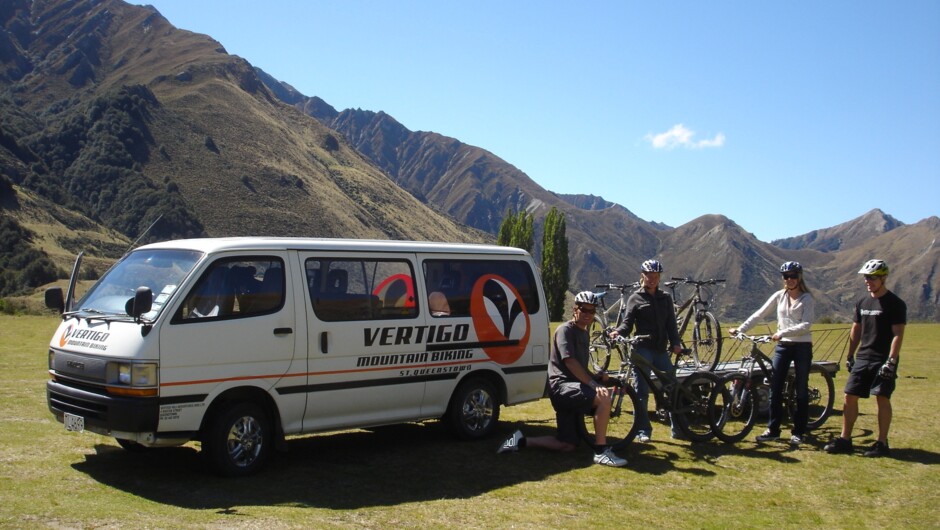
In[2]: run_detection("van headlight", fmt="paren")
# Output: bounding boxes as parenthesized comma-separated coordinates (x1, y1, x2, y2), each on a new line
(106, 362, 158, 396)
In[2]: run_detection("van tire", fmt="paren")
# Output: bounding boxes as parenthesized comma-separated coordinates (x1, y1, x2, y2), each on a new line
(446, 378, 500, 440)
(202, 402, 271, 477)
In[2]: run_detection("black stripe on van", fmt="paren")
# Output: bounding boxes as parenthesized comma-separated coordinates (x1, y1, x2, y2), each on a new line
(160, 394, 208, 405)
(425, 340, 518, 351)
(502, 364, 548, 375)
(277, 373, 459, 395)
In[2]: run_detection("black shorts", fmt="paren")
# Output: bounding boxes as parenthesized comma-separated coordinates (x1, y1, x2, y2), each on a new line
(549, 382, 597, 445)
(844, 358, 896, 399)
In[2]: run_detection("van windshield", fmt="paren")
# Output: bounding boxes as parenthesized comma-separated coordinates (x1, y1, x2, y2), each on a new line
(77, 249, 203, 319)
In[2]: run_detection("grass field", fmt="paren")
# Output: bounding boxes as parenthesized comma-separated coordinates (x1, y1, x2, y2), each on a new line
(0, 315, 937, 529)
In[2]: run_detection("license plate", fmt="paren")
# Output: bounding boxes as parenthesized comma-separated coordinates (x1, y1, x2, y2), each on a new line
(64, 412, 85, 433)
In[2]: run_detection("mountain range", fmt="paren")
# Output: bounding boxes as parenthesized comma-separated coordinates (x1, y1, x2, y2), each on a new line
(1, 0, 937, 321)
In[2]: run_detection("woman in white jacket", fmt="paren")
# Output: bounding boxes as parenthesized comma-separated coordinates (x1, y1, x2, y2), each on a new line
(730, 261, 815, 446)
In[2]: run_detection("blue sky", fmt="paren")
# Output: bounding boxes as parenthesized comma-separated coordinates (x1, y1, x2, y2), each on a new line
(130, 1, 939, 242)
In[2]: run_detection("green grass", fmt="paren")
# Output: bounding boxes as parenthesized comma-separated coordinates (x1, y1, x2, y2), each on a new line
(1, 316, 938, 529)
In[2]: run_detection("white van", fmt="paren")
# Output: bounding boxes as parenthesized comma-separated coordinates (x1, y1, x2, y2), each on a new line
(44, 238, 549, 476)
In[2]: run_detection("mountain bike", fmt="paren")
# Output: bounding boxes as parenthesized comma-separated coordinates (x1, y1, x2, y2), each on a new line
(664, 277, 725, 371)
(578, 334, 722, 450)
(708, 332, 836, 443)
(587, 282, 639, 373)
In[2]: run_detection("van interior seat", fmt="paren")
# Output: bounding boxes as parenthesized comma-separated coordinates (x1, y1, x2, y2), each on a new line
(245, 267, 283, 313)
(314, 269, 382, 320)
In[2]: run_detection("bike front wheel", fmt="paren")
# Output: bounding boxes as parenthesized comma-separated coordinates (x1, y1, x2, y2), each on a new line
(588, 316, 617, 372)
(786, 364, 835, 429)
(709, 373, 758, 443)
(578, 381, 639, 451)
(673, 371, 721, 442)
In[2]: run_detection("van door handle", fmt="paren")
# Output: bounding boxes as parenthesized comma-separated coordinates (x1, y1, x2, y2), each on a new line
(273, 327, 293, 336)
(320, 332, 328, 354)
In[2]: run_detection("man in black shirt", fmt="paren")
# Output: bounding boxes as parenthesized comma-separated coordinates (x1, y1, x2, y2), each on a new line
(825, 260, 906, 457)
(497, 291, 627, 467)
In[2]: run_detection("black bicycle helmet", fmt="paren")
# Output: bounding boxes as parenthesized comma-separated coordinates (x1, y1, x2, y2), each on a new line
(779, 261, 803, 274)
(641, 259, 663, 273)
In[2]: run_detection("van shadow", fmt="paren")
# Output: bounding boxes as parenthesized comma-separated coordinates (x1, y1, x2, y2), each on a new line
(73, 421, 590, 510)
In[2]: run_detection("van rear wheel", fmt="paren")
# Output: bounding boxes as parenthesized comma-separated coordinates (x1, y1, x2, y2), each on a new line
(202, 402, 271, 477)
(446, 378, 500, 439)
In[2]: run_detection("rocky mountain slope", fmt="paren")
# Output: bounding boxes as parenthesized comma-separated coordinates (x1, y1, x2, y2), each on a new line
(1, 0, 479, 244)
(772, 209, 904, 252)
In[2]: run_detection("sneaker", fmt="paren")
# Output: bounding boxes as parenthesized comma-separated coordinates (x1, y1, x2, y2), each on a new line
(756, 429, 781, 442)
(593, 447, 628, 467)
(637, 433, 651, 443)
(824, 437, 854, 454)
(497, 430, 524, 454)
(789, 434, 803, 447)
(863, 440, 890, 457)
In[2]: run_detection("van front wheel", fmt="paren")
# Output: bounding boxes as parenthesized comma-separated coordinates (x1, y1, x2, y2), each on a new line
(202, 402, 271, 477)
(446, 379, 500, 440)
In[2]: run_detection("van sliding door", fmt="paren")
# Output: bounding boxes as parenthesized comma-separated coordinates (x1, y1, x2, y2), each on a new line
(299, 252, 425, 431)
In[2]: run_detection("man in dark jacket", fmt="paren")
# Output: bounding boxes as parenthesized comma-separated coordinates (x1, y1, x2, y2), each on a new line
(611, 259, 683, 443)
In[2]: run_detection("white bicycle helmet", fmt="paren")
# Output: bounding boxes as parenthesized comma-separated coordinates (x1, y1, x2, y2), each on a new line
(858, 259, 889, 276)
(641, 259, 664, 273)
(574, 291, 599, 306)
(779, 261, 803, 274)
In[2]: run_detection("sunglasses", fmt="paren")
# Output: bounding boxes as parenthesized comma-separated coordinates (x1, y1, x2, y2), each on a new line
(782, 273, 799, 280)
(577, 306, 597, 314)
(863, 275, 883, 281)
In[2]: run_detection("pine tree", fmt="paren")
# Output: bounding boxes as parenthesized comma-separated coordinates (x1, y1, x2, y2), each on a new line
(541, 207, 569, 321)
(497, 208, 514, 247)
(497, 209, 534, 252)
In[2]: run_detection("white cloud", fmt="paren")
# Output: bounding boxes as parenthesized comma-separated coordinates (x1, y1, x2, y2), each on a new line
(646, 124, 725, 150)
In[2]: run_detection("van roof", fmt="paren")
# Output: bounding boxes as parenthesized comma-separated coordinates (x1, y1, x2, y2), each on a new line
(137, 237, 531, 256)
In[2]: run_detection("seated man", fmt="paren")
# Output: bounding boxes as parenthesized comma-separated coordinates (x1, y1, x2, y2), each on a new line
(496, 291, 627, 467)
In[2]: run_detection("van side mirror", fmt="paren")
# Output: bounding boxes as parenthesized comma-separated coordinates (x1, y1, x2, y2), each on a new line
(45, 287, 65, 314)
(125, 286, 153, 319)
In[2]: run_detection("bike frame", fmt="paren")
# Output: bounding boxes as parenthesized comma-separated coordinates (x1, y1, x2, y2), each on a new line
(611, 337, 693, 415)
(592, 282, 639, 330)
(668, 280, 711, 337)
(731, 336, 774, 409)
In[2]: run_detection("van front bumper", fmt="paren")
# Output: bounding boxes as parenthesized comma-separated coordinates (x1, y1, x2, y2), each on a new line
(47, 379, 160, 434)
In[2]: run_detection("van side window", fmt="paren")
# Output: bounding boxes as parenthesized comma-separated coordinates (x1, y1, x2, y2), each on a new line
(174, 257, 285, 322)
(423, 259, 541, 317)
(307, 258, 417, 321)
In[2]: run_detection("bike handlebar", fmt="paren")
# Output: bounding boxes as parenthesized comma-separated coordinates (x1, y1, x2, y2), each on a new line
(613, 334, 651, 345)
(669, 277, 726, 285)
(730, 331, 772, 344)
(594, 282, 640, 291)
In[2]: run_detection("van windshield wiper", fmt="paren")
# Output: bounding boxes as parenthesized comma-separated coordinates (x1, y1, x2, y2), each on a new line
(64, 308, 124, 323)
(62, 307, 104, 319)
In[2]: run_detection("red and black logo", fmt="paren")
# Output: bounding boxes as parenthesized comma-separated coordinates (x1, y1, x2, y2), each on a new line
(469, 274, 530, 365)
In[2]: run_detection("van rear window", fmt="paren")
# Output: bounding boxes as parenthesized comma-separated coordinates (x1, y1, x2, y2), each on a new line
(423, 259, 540, 317)
(307, 259, 417, 321)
